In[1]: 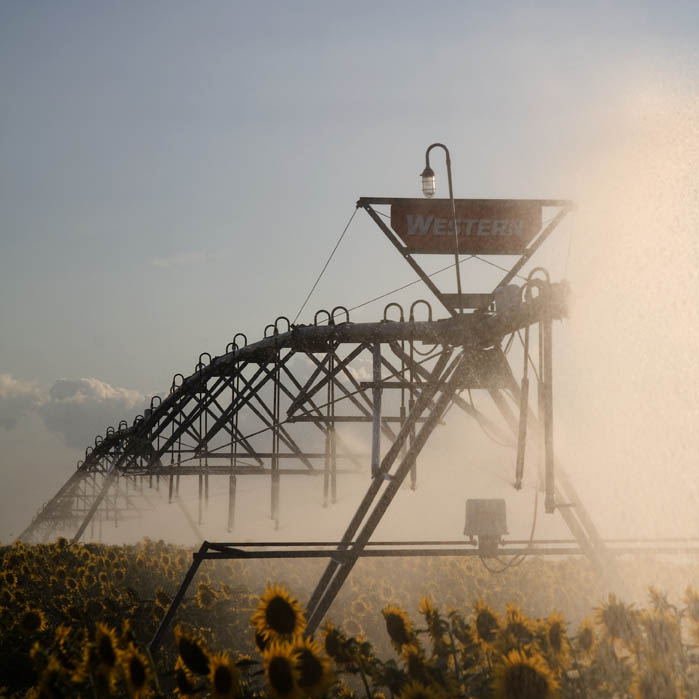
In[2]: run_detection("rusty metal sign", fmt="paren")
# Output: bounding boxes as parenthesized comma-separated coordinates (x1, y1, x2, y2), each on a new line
(390, 199, 542, 254)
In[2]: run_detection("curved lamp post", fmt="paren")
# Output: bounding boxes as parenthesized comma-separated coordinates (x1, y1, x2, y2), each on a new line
(420, 143, 463, 313)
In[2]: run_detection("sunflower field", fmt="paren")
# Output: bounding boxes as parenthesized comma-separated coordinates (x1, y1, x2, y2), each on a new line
(2, 538, 699, 697)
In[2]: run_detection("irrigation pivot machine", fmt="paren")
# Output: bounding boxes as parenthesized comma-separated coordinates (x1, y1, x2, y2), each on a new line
(22, 145, 690, 647)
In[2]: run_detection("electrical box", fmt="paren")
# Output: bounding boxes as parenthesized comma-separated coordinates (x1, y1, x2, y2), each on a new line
(464, 499, 508, 556)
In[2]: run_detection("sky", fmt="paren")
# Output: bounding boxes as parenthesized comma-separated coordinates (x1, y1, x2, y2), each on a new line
(1, 1, 699, 545)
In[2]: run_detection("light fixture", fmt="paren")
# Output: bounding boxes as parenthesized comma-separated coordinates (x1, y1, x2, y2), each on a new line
(420, 165, 436, 198)
(420, 143, 463, 313)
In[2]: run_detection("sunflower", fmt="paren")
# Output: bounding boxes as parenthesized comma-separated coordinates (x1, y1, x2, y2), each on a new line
(398, 680, 445, 699)
(493, 649, 558, 699)
(323, 622, 354, 665)
(596, 594, 638, 646)
(418, 596, 448, 652)
(209, 651, 240, 698)
(647, 586, 673, 614)
(541, 612, 569, 671)
(631, 661, 680, 699)
(196, 582, 218, 609)
(402, 644, 429, 684)
(121, 643, 151, 697)
(499, 604, 536, 652)
(95, 623, 120, 669)
(18, 607, 48, 635)
(36, 656, 67, 698)
(251, 584, 306, 642)
(351, 597, 369, 620)
(418, 596, 435, 617)
(263, 639, 303, 699)
(85, 598, 104, 619)
(174, 657, 199, 696)
(175, 626, 210, 676)
(155, 588, 172, 609)
(382, 605, 414, 653)
(255, 630, 270, 652)
(292, 635, 334, 698)
(472, 600, 500, 650)
(447, 609, 472, 647)
(575, 618, 596, 659)
(640, 609, 681, 659)
(2, 570, 18, 588)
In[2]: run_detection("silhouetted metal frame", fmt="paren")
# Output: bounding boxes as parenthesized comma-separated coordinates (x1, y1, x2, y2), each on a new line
(148, 535, 699, 654)
(19, 288, 571, 543)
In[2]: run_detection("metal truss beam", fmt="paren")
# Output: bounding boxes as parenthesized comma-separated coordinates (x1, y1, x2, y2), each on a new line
(20, 284, 568, 544)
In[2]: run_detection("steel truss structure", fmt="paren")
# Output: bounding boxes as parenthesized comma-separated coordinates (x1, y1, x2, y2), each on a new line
(21, 194, 629, 637)
(19, 289, 580, 541)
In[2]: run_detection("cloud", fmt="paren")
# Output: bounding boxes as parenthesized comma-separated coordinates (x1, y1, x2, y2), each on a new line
(149, 251, 209, 269)
(38, 378, 147, 449)
(0, 374, 42, 430)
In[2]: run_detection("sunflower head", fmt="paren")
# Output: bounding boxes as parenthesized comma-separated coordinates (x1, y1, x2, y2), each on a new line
(322, 622, 354, 665)
(251, 584, 306, 643)
(382, 605, 414, 653)
(196, 581, 218, 609)
(121, 643, 151, 697)
(399, 680, 446, 699)
(292, 636, 333, 699)
(94, 623, 120, 669)
(18, 607, 48, 636)
(499, 604, 536, 652)
(596, 594, 638, 646)
(209, 650, 241, 699)
(576, 618, 596, 659)
(493, 648, 558, 699)
(263, 639, 302, 699)
(2, 570, 18, 588)
(447, 609, 473, 648)
(640, 609, 681, 660)
(175, 625, 210, 677)
(174, 656, 199, 696)
(472, 600, 500, 650)
(539, 612, 569, 671)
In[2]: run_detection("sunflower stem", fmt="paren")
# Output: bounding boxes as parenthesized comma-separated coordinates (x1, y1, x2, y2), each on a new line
(357, 658, 373, 698)
(568, 644, 589, 699)
(448, 628, 463, 692)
